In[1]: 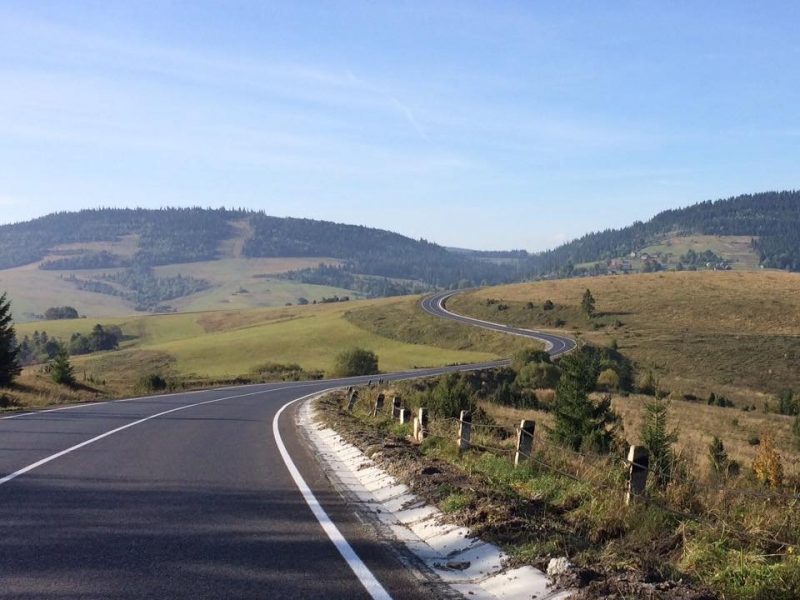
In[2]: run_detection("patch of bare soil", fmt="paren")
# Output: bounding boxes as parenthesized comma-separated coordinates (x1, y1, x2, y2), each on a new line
(315, 391, 716, 600)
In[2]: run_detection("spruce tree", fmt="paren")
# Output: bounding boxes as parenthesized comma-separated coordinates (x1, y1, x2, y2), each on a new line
(0, 292, 21, 386)
(550, 349, 618, 453)
(581, 289, 596, 317)
(642, 400, 678, 488)
(50, 346, 75, 386)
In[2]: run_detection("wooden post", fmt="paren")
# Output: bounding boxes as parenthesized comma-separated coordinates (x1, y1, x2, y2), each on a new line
(515, 420, 536, 466)
(417, 408, 429, 442)
(372, 393, 385, 417)
(346, 389, 359, 411)
(392, 396, 402, 420)
(457, 410, 472, 453)
(626, 445, 649, 505)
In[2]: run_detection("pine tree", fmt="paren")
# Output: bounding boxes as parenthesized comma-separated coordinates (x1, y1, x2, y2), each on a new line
(708, 436, 729, 475)
(550, 350, 618, 453)
(642, 400, 678, 488)
(581, 289, 596, 318)
(0, 292, 21, 386)
(50, 346, 75, 386)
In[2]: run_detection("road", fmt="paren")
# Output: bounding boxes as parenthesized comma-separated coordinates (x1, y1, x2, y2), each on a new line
(420, 289, 576, 357)
(0, 292, 573, 599)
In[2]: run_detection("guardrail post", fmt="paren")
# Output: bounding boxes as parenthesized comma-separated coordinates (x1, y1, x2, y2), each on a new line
(416, 408, 428, 442)
(346, 389, 359, 411)
(626, 446, 649, 505)
(515, 420, 536, 466)
(399, 408, 410, 424)
(372, 393, 385, 417)
(457, 410, 472, 453)
(392, 396, 402, 420)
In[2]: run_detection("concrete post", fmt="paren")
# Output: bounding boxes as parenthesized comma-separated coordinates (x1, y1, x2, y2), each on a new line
(417, 408, 429, 442)
(413, 417, 420, 440)
(372, 393, 385, 417)
(626, 445, 649, 505)
(346, 389, 359, 411)
(457, 410, 472, 453)
(515, 420, 536, 466)
(399, 408, 411, 424)
(392, 396, 402, 420)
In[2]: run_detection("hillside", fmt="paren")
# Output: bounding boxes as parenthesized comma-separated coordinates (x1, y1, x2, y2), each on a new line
(447, 270, 800, 400)
(526, 190, 800, 276)
(3, 295, 513, 409)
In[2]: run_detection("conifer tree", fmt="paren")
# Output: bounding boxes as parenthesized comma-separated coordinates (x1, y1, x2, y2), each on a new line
(50, 346, 75, 386)
(0, 292, 21, 386)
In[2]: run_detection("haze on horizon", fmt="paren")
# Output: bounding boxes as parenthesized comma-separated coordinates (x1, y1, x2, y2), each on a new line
(1, 2, 798, 251)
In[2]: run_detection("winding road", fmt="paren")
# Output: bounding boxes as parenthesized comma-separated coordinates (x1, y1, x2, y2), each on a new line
(0, 292, 574, 599)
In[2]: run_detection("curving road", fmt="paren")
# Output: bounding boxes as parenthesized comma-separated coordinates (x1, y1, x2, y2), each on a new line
(0, 292, 572, 599)
(420, 289, 576, 358)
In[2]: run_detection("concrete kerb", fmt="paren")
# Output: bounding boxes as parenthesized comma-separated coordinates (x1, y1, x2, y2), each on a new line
(297, 394, 572, 600)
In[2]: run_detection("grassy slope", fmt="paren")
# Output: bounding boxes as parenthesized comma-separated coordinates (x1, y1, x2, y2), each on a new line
(449, 270, 800, 400)
(7, 297, 499, 408)
(0, 256, 348, 321)
(342, 296, 542, 355)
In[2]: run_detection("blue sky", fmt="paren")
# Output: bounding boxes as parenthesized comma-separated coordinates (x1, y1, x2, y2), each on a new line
(1, 2, 798, 250)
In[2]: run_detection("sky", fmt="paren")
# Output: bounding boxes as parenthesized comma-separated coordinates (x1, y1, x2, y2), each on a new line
(1, 2, 798, 251)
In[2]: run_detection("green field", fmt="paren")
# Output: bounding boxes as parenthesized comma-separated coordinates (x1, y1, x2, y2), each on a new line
(0, 256, 349, 321)
(8, 297, 500, 407)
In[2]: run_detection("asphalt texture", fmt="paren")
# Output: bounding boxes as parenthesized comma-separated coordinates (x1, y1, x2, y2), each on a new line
(0, 293, 574, 599)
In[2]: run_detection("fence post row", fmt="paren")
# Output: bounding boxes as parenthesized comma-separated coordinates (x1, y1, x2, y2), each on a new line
(457, 410, 472, 453)
(626, 445, 650, 506)
(392, 396, 402, 420)
(346, 389, 359, 411)
(515, 420, 536, 467)
(372, 393, 385, 417)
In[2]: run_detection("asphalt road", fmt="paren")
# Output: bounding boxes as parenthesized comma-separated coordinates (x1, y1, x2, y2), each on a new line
(0, 293, 573, 599)
(420, 289, 576, 357)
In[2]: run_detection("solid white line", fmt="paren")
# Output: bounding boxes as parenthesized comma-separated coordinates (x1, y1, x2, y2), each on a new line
(0, 385, 299, 486)
(273, 391, 393, 600)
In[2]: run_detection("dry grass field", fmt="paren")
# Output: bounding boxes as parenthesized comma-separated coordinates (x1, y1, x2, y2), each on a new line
(449, 270, 800, 400)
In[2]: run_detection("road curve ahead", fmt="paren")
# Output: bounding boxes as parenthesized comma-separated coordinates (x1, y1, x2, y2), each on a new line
(420, 289, 576, 358)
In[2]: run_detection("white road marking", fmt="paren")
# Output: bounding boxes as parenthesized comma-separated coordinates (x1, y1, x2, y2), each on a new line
(273, 391, 393, 600)
(0, 385, 303, 486)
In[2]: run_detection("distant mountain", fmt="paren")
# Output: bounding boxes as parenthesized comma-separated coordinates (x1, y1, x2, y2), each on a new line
(0, 208, 521, 295)
(525, 190, 800, 275)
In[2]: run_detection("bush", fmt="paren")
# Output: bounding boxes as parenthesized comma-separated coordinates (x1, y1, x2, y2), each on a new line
(333, 347, 379, 377)
(637, 370, 657, 396)
(511, 347, 551, 371)
(596, 368, 620, 391)
(747, 434, 761, 446)
(752, 435, 783, 488)
(543, 299, 554, 310)
(136, 373, 168, 393)
(44, 306, 79, 320)
(424, 373, 472, 418)
(708, 436, 729, 475)
(516, 362, 561, 390)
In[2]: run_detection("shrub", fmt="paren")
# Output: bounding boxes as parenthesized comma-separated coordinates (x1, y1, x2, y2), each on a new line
(425, 373, 472, 418)
(708, 436, 729, 475)
(793, 416, 800, 450)
(543, 299, 554, 310)
(44, 306, 79, 320)
(596, 368, 620, 392)
(511, 347, 551, 371)
(136, 373, 168, 393)
(517, 362, 561, 390)
(747, 434, 761, 446)
(637, 370, 657, 396)
(752, 435, 783, 488)
(333, 347, 379, 377)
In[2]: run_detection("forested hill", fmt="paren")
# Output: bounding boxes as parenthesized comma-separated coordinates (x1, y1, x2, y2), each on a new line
(0, 208, 521, 289)
(527, 190, 800, 274)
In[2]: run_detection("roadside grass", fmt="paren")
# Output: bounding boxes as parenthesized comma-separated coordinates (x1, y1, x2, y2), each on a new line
(448, 270, 800, 398)
(321, 384, 800, 598)
(343, 295, 541, 355)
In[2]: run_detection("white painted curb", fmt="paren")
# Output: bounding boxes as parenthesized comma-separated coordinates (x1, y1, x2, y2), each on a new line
(299, 398, 572, 600)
